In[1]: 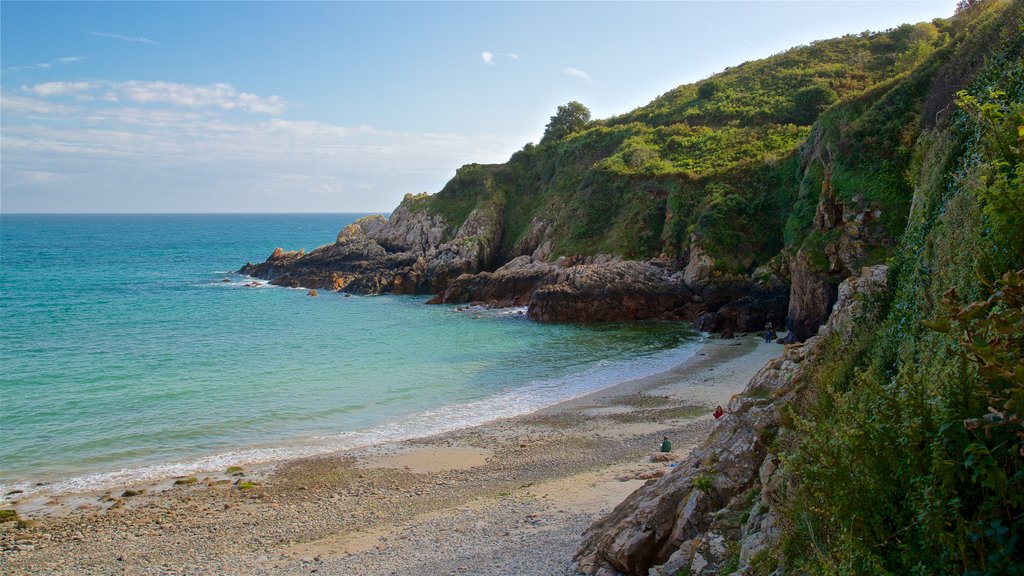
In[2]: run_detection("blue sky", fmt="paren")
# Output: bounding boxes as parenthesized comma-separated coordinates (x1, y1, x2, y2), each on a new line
(2, 1, 958, 213)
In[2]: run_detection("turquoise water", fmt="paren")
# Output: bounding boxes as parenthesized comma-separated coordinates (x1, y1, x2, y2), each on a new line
(0, 214, 698, 496)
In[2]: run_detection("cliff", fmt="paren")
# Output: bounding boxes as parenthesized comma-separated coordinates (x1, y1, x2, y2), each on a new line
(240, 15, 960, 333)
(576, 1, 1023, 574)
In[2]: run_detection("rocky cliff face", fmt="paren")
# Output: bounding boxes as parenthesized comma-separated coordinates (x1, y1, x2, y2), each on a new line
(239, 194, 506, 296)
(782, 139, 898, 340)
(574, 265, 888, 576)
(241, 202, 788, 332)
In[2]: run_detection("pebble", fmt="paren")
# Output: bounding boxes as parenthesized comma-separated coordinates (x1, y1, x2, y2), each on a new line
(0, 355, 740, 576)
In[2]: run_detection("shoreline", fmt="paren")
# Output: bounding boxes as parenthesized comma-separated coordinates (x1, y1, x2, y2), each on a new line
(1, 327, 703, 505)
(1, 335, 781, 575)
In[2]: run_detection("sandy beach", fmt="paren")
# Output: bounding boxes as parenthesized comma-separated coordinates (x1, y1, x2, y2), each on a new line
(0, 335, 779, 576)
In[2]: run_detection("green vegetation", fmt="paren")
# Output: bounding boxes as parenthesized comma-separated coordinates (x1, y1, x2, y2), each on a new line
(693, 474, 714, 493)
(173, 476, 198, 485)
(0, 509, 18, 523)
(235, 480, 258, 490)
(778, 3, 1023, 573)
(542, 101, 592, 143)
(226, 466, 244, 474)
(399, 6, 1022, 569)
(413, 14, 966, 271)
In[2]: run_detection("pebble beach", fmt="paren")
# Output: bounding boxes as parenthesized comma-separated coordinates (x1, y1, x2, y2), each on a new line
(0, 336, 778, 576)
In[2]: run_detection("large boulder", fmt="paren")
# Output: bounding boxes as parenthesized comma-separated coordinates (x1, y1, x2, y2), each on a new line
(429, 256, 559, 307)
(527, 260, 698, 322)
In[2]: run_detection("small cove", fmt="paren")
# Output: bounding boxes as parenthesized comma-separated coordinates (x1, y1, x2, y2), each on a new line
(0, 213, 699, 497)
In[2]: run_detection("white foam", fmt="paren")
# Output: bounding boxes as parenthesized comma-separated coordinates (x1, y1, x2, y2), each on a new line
(0, 338, 702, 500)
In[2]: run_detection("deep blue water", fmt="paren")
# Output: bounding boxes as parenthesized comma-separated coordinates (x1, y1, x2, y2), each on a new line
(0, 213, 698, 496)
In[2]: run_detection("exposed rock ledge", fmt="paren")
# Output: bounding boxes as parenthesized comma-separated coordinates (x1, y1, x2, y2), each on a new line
(239, 206, 788, 331)
(574, 264, 887, 576)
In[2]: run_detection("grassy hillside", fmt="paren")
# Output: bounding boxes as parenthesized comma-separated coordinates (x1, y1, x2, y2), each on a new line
(406, 2, 1023, 573)
(776, 2, 1023, 573)
(410, 13, 962, 274)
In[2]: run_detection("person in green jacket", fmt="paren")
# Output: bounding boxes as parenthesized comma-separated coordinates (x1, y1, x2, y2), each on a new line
(660, 435, 672, 452)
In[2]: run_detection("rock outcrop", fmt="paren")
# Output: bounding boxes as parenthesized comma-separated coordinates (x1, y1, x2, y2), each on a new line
(575, 265, 888, 576)
(239, 194, 505, 296)
(783, 153, 896, 340)
(240, 206, 789, 332)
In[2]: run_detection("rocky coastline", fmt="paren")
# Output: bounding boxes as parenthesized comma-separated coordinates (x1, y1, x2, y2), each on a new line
(239, 202, 795, 337)
(574, 264, 888, 575)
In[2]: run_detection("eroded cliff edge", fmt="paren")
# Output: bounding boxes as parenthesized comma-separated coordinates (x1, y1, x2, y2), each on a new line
(239, 199, 790, 331)
(574, 265, 888, 576)
(238, 18, 962, 334)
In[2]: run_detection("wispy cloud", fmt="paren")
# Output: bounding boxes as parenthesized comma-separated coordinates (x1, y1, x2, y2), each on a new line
(0, 92, 80, 116)
(562, 67, 594, 83)
(22, 81, 96, 98)
(85, 30, 160, 46)
(22, 81, 287, 114)
(482, 51, 519, 66)
(8, 56, 87, 73)
(1, 91, 519, 212)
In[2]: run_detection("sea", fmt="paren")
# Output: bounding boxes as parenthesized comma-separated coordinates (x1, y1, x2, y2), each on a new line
(0, 213, 700, 497)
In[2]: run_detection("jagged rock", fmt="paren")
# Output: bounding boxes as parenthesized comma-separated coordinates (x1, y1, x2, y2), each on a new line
(785, 250, 837, 341)
(241, 195, 510, 298)
(528, 260, 697, 322)
(370, 201, 446, 254)
(336, 214, 389, 243)
(240, 198, 788, 327)
(575, 343, 804, 575)
(785, 160, 895, 341)
(690, 286, 789, 335)
(429, 256, 559, 306)
(683, 244, 716, 289)
(575, 263, 891, 576)
(818, 265, 888, 339)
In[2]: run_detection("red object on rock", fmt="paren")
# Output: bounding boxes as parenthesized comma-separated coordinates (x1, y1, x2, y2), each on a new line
(713, 406, 725, 419)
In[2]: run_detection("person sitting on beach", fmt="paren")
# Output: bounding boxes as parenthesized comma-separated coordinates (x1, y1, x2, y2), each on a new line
(660, 435, 672, 452)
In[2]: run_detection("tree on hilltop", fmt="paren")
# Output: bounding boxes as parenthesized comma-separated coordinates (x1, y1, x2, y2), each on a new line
(542, 101, 592, 143)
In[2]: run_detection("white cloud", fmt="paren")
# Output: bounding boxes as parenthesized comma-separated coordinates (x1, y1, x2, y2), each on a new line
(562, 67, 594, 83)
(85, 30, 160, 45)
(481, 51, 495, 65)
(501, 53, 519, 60)
(1, 92, 80, 115)
(7, 56, 86, 72)
(1, 92, 519, 212)
(21, 81, 287, 114)
(22, 82, 97, 98)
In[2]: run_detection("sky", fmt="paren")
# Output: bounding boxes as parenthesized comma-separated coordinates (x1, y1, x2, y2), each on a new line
(1, 1, 959, 213)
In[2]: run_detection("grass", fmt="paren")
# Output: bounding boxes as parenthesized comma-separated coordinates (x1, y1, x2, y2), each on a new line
(407, 19, 947, 271)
